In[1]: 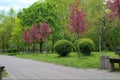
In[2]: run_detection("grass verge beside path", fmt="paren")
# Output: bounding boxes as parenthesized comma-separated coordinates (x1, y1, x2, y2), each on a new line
(3, 70, 8, 77)
(12, 52, 118, 69)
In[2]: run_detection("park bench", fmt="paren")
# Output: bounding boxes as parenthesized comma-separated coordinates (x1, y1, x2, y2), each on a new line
(0, 65, 5, 80)
(108, 46, 120, 71)
(108, 58, 120, 71)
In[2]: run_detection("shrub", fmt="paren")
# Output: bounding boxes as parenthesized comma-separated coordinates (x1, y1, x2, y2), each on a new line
(54, 40, 73, 57)
(77, 38, 95, 56)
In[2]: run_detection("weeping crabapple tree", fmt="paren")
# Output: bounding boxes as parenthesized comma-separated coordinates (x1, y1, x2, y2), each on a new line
(23, 22, 51, 53)
(66, 0, 88, 57)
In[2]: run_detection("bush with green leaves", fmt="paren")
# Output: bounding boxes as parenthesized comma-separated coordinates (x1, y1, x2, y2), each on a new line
(77, 38, 95, 56)
(54, 40, 73, 57)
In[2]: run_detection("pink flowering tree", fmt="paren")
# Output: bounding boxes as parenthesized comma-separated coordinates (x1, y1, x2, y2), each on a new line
(66, 0, 88, 38)
(96, 0, 120, 52)
(22, 22, 51, 53)
(22, 29, 35, 44)
(36, 22, 51, 53)
(104, 0, 120, 25)
(22, 29, 35, 52)
(66, 0, 88, 57)
(29, 25, 39, 52)
(39, 22, 51, 41)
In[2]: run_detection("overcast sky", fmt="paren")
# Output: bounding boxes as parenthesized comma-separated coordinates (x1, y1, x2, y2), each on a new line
(0, 0, 37, 12)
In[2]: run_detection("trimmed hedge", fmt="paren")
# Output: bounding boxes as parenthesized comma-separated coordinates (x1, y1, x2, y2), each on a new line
(77, 38, 95, 56)
(54, 40, 73, 57)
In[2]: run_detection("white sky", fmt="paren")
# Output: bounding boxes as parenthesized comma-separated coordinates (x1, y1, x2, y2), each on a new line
(0, 0, 38, 12)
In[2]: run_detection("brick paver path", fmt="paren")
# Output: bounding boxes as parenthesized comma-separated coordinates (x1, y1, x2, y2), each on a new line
(0, 55, 120, 79)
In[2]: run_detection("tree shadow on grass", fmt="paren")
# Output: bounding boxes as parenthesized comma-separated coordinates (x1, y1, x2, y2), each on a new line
(55, 55, 71, 58)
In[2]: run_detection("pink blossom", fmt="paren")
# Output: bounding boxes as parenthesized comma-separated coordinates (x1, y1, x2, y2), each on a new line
(67, 0, 88, 37)
(105, 0, 120, 25)
(22, 22, 51, 44)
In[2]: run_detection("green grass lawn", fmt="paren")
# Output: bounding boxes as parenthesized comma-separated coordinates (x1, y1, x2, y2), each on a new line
(3, 70, 8, 77)
(12, 52, 118, 69)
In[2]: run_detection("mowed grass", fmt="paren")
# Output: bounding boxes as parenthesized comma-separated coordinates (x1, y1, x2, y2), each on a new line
(13, 52, 118, 69)
(3, 70, 8, 77)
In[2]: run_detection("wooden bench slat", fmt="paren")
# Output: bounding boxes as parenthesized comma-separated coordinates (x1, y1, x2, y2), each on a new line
(109, 58, 120, 63)
(107, 58, 120, 71)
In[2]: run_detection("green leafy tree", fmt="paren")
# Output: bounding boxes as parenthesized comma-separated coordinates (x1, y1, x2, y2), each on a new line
(18, 0, 74, 52)
(9, 18, 23, 52)
(0, 8, 16, 52)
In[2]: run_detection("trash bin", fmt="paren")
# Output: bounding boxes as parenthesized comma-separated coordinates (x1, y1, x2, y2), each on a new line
(100, 55, 110, 69)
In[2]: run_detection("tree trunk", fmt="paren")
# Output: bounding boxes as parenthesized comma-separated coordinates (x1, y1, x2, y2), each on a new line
(99, 35, 102, 52)
(27, 45, 30, 53)
(33, 43, 36, 53)
(1, 37, 5, 52)
(22, 46, 25, 53)
(39, 42, 43, 53)
(6, 45, 9, 53)
(77, 45, 80, 58)
(52, 39, 55, 53)
(17, 45, 20, 53)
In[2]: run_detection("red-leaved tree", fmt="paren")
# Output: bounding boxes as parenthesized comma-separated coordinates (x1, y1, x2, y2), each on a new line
(35, 22, 51, 42)
(22, 29, 35, 52)
(22, 22, 51, 53)
(39, 22, 51, 41)
(66, 0, 88, 58)
(29, 25, 39, 52)
(105, 0, 120, 25)
(36, 22, 51, 52)
(66, 0, 88, 38)
(23, 29, 35, 44)
(30, 25, 39, 39)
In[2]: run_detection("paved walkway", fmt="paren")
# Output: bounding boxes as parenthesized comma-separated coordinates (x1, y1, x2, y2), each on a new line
(0, 55, 120, 79)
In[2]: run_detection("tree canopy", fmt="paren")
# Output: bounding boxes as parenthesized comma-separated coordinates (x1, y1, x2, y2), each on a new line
(0, 0, 119, 53)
